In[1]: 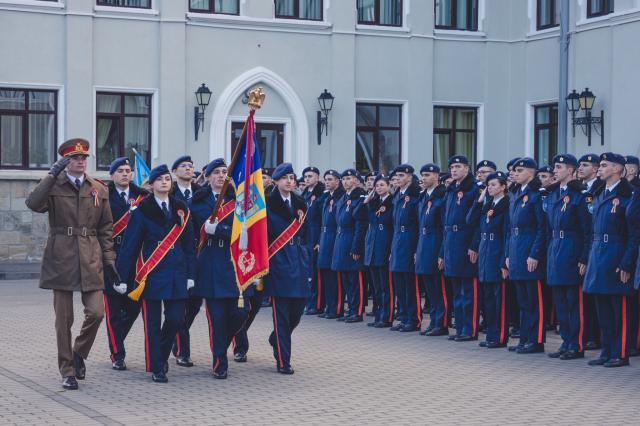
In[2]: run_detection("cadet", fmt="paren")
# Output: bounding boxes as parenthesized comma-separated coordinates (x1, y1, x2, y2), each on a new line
(441, 155, 480, 341)
(537, 165, 555, 187)
(538, 165, 555, 333)
(475, 160, 497, 189)
(545, 155, 592, 360)
(363, 174, 394, 328)
(265, 163, 310, 374)
(105, 157, 147, 371)
(625, 155, 640, 189)
(26, 138, 117, 390)
(506, 157, 547, 354)
(190, 158, 250, 379)
(467, 171, 510, 348)
(583, 153, 636, 367)
(331, 169, 368, 323)
(116, 164, 195, 382)
(302, 166, 326, 315)
(415, 164, 448, 336)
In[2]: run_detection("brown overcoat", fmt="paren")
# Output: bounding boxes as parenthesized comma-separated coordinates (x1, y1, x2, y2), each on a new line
(26, 172, 115, 292)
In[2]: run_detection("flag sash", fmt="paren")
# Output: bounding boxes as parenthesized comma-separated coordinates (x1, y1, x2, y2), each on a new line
(112, 195, 145, 238)
(197, 199, 235, 254)
(268, 212, 306, 259)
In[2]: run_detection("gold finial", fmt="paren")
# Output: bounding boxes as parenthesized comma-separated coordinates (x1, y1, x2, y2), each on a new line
(248, 87, 266, 110)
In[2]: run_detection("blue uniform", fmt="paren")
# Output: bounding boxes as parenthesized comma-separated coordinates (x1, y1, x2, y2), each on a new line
(303, 183, 326, 313)
(331, 187, 367, 319)
(364, 193, 394, 325)
(317, 186, 345, 317)
(116, 195, 194, 375)
(442, 174, 480, 338)
(264, 190, 310, 370)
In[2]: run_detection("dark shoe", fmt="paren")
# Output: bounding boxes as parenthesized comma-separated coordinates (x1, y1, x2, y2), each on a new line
(73, 352, 85, 380)
(587, 357, 609, 366)
(478, 341, 488, 347)
(517, 343, 545, 354)
(455, 335, 474, 342)
(152, 372, 168, 383)
(367, 322, 377, 327)
(603, 358, 630, 368)
(337, 316, 348, 322)
(324, 314, 338, 319)
(548, 348, 567, 359)
(317, 313, 328, 318)
(345, 315, 363, 323)
(419, 326, 435, 336)
(62, 376, 78, 390)
(584, 341, 601, 351)
(305, 309, 320, 315)
(389, 323, 404, 331)
(448, 335, 459, 341)
(112, 359, 127, 371)
(508, 344, 524, 352)
(277, 365, 295, 375)
(560, 350, 585, 360)
(213, 369, 228, 379)
(374, 322, 393, 328)
(176, 356, 194, 367)
(486, 341, 506, 349)
(366, 311, 376, 317)
(234, 352, 247, 363)
(399, 324, 419, 332)
(426, 327, 449, 337)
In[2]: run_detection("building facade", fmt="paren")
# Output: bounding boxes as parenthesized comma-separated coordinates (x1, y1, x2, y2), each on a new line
(1, 0, 639, 265)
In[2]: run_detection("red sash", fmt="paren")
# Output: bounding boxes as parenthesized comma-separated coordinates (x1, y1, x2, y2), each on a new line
(112, 195, 145, 238)
(196, 199, 235, 254)
(268, 210, 306, 259)
(128, 210, 191, 301)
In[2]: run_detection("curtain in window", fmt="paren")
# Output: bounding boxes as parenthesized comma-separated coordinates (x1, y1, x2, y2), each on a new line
(257, 130, 279, 169)
(356, 131, 374, 173)
(358, 0, 375, 22)
(216, 0, 237, 13)
(275, 0, 295, 16)
(29, 114, 54, 168)
(0, 90, 25, 110)
(190, 0, 208, 10)
(380, 0, 401, 25)
(0, 115, 22, 167)
(300, 0, 322, 20)
(125, 117, 149, 163)
(100, 0, 151, 7)
(433, 134, 450, 170)
(456, 0, 468, 28)
(435, 0, 452, 27)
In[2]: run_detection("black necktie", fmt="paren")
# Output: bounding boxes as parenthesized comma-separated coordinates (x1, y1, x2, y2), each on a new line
(285, 199, 292, 214)
(75, 178, 81, 189)
(184, 189, 191, 200)
(605, 189, 611, 197)
(120, 191, 127, 203)
(161, 201, 170, 220)
(560, 188, 566, 197)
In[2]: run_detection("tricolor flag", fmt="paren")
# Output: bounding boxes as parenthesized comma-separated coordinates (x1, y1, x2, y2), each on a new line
(229, 110, 269, 295)
(132, 148, 151, 187)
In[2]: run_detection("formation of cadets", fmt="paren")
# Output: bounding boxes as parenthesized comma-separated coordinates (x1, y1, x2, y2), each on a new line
(28, 137, 640, 390)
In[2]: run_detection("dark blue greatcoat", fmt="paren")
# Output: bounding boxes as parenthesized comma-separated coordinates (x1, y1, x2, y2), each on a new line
(303, 182, 326, 251)
(116, 195, 195, 301)
(264, 190, 311, 298)
(364, 193, 394, 267)
(390, 182, 420, 273)
(467, 195, 509, 283)
(331, 187, 368, 272)
(545, 180, 592, 286)
(415, 185, 446, 276)
(170, 181, 201, 206)
(317, 186, 345, 269)
(441, 173, 480, 278)
(505, 178, 547, 281)
(584, 179, 636, 295)
(628, 190, 640, 289)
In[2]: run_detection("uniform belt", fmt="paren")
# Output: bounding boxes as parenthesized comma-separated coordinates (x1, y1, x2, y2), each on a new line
(50, 227, 97, 237)
(481, 232, 496, 241)
(445, 225, 462, 232)
(321, 226, 327, 232)
(511, 227, 534, 236)
(592, 233, 623, 243)
(421, 228, 433, 235)
(399, 225, 416, 233)
(337, 227, 353, 233)
(551, 230, 578, 239)
(115, 235, 123, 245)
(378, 224, 385, 231)
(207, 238, 225, 248)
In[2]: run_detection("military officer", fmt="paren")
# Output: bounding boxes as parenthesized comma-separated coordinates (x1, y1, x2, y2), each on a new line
(26, 138, 117, 390)
(116, 164, 195, 382)
(105, 157, 147, 371)
(265, 163, 310, 374)
(302, 166, 326, 315)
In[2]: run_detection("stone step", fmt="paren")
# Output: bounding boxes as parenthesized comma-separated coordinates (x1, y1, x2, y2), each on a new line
(0, 262, 41, 280)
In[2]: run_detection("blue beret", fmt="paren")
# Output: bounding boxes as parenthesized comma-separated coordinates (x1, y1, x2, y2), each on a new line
(365, 171, 377, 179)
(297, 176, 305, 184)
(476, 160, 497, 170)
(420, 163, 440, 174)
(272, 162, 294, 181)
(552, 154, 578, 168)
(388, 170, 396, 179)
(486, 171, 508, 183)
(537, 165, 553, 174)
(393, 164, 414, 174)
(109, 157, 130, 175)
(600, 152, 626, 166)
(149, 164, 170, 183)
(341, 168, 358, 178)
(302, 166, 320, 175)
(324, 169, 341, 179)
(439, 172, 451, 183)
(373, 173, 389, 185)
(171, 155, 193, 170)
(262, 168, 274, 177)
(625, 155, 639, 166)
(204, 158, 226, 177)
(507, 157, 521, 170)
(515, 157, 538, 169)
(578, 154, 599, 164)
(448, 155, 469, 167)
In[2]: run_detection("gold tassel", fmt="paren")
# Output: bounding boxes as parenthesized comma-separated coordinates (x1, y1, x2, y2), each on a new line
(256, 279, 264, 291)
(237, 293, 244, 308)
(127, 279, 146, 302)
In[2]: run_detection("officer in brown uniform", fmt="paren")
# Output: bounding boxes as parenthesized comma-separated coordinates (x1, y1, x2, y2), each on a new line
(26, 138, 118, 390)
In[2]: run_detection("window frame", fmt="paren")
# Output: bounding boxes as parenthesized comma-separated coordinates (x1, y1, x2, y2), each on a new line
(433, 106, 478, 170)
(434, 0, 479, 31)
(188, 0, 239, 15)
(536, 0, 559, 30)
(587, 0, 614, 18)
(355, 102, 403, 174)
(95, 91, 152, 171)
(274, 0, 324, 21)
(357, 0, 403, 27)
(96, 0, 151, 9)
(0, 87, 58, 170)
(533, 103, 558, 168)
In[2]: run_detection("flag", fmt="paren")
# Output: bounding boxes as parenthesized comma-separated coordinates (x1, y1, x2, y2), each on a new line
(229, 110, 269, 300)
(132, 148, 151, 187)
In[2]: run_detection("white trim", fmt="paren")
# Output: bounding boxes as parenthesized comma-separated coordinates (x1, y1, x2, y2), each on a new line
(226, 115, 292, 167)
(0, 0, 63, 9)
(186, 12, 331, 31)
(433, 101, 485, 162)
(94, 0, 158, 16)
(433, 29, 486, 38)
(354, 98, 409, 164)
(209, 67, 309, 171)
(525, 98, 558, 160)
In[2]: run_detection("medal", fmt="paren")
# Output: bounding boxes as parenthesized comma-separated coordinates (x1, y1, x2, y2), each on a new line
(561, 195, 570, 212)
(376, 205, 386, 217)
(177, 209, 185, 226)
(426, 200, 432, 215)
(486, 209, 494, 224)
(346, 199, 352, 212)
(457, 191, 463, 205)
(91, 189, 99, 207)
(403, 195, 409, 209)
(329, 199, 334, 212)
(522, 194, 528, 207)
(611, 197, 620, 213)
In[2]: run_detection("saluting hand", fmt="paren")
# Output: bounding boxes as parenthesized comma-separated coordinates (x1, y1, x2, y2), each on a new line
(48, 157, 70, 177)
(526, 257, 538, 273)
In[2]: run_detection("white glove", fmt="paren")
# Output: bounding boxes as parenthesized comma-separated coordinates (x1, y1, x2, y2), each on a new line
(204, 219, 218, 235)
(252, 279, 261, 286)
(187, 279, 195, 290)
(113, 283, 128, 295)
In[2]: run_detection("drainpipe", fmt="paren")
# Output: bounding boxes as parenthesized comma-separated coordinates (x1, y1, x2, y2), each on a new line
(558, 0, 570, 153)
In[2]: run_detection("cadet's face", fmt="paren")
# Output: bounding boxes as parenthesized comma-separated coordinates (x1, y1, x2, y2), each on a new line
(342, 175, 356, 191)
(625, 164, 638, 179)
(173, 162, 194, 181)
(578, 162, 597, 180)
(324, 175, 339, 191)
(366, 176, 376, 190)
(152, 174, 172, 194)
(476, 166, 494, 183)
(421, 172, 438, 188)
(390, 176, 398, 188)
(262, 175, 272, 186)
(598, 161, 622, 181)
(111, 166, 132, 187)
(276, 174, 296, 193)
(538, 172, 554, 186)
(375, 180, 390, 196)
(553, 164, 573, 183)
(514, 167, 534, 185)
(450, 163, 468, 181)
(487, 179, 506, 198)
(395, 172, 411, 188)
(208, 166, 227, 190)
(67, 155, 87, 175)
(304, 172, 319, 187)
(445, 177, 454, 186)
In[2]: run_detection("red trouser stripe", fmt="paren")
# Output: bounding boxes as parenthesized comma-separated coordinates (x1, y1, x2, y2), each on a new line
(500, 281, 506, 344)
(205, 305, 214, 352)
(578, 286, 585, 352)
(621, 296, 628, 359)
(174, 333, 181, 357)
(272, 298, 284, 368)
(441, 275, 449, 328)
(414, 275, 422, 327)
(472, 278, 478, 337)
(337, 273, 343, 315)
(317, 269, 323, 310)
(388, 271, 394, 323)
(103, 294, 118, 361)
(358, 271, 364, 316)
(141, 300, 151, 372)
(537, 280, 544, 344)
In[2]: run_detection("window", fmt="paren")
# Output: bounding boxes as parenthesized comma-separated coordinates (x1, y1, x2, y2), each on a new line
(96, 0, 151, 8)
(435, 0, 478, 31)
(537, 0, 559, 29)
(355, 103, 402, 174)
(433, 106, 477, 170)
(231, 122, 283, 169)
(587, 0, 614, 18)
(357, 0, 402, 27)
(96, 92, 151, 171)
(189, 0, 238, 14)
(0, 88, 57, 170)
(534, 104, 558, 168)
(275, 0, 323, 20)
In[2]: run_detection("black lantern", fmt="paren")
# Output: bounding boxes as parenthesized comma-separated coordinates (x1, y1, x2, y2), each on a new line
(579, 88, 596, 112)
(317, 89, 334, 145)
(194, 83, 212, 141)
(567, 87, 604, 146)
(565, 89, 580, 114)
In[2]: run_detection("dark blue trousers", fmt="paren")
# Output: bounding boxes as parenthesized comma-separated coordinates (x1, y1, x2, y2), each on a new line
(482, 281, 509, 345)
(393, 272, 421, 328)
(306, 251, 324, 312)
(451, 277, 479, 337)
(595, 294, 634, 360)
(340, 270, 364, 318)
(103, 292, 140, 362)
(514, 280, 546, 345)
(204, 298, 249, 373)
(141, 299, 185, 374)
(269, 297, 306, 369)
(321, 269, 344, 317)
(369, 265, 393, 324)
(583, 292, 600, 345)
(233, 290, 265, 355)
(420, 273, 448, 330)
(552, 285, 584, 352)
(173, 296, 202, 358)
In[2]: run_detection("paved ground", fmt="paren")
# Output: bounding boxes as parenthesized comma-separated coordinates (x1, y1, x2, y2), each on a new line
(0, 280, 638, 426)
